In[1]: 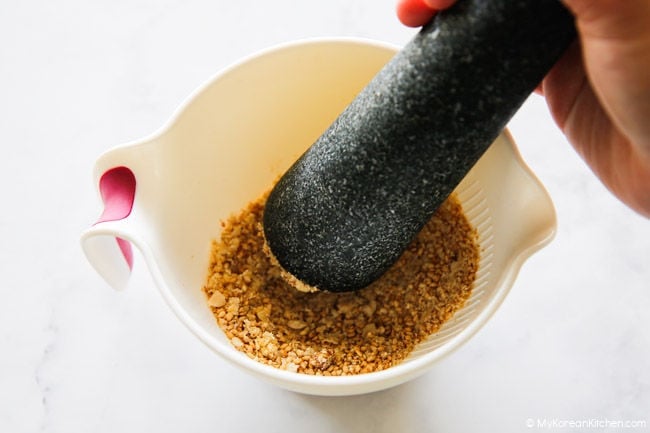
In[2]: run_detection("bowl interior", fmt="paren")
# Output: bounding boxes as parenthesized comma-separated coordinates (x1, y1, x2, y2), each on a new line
(94, 39, 556, 395)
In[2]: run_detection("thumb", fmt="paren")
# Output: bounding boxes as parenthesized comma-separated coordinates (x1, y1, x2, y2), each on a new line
(561, 0, 650, 40)
(560, 0, 650, 151)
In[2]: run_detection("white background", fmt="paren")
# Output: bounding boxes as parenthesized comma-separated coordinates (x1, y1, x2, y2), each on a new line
(1, 0, 649, 432)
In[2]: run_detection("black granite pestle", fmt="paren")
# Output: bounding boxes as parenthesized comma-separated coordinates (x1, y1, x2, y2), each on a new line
(263, 0, 576, 293)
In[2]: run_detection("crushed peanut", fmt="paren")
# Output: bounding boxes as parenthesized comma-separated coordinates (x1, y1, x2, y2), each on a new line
(202, 190, 479, 375)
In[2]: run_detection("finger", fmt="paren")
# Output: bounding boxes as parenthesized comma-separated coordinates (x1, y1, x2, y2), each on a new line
(539, 41, 586, 130)
(396, 0, 437, 27)
(423, 0, 456, 10)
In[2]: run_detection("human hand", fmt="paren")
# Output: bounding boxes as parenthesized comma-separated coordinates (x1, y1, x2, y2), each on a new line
(396, 0, 650, 218)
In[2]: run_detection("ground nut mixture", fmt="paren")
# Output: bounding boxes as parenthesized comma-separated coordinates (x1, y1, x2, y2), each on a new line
(202, 191, 479, 375)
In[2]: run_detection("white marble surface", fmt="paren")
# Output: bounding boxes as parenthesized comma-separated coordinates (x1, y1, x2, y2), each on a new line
(1, 0, 649, 432)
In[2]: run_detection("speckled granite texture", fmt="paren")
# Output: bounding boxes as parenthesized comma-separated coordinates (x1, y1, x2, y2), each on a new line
(264, 0, 575, 292)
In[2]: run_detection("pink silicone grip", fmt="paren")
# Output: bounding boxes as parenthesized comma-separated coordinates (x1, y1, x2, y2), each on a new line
(95, 166, 136, 268)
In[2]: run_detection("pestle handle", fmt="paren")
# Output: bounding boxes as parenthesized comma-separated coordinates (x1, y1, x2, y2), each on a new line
(263, 0, 576, 293)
